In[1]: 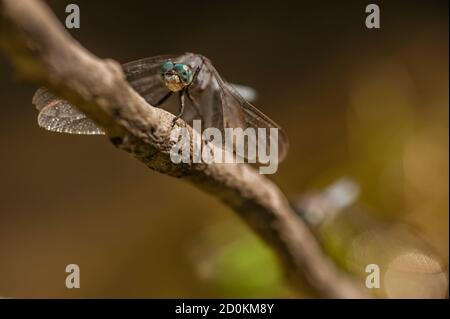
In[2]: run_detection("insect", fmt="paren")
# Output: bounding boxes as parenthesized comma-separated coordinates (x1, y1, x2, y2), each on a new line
(33, 53, 289, 161)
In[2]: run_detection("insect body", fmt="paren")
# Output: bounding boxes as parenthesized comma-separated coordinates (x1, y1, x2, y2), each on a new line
(33, 53, 289, 161)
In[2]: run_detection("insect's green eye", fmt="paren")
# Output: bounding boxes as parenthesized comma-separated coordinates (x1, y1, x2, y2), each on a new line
(174, 63, 193, 84)
(161, 60, 174, 74)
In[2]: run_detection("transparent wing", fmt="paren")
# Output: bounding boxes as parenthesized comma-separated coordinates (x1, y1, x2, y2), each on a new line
(32, 56, 178, 135)
(123, 54, 259, 105)
(32, 88, 105, 135)
(228, 83, 258, 102)
(202, 59, 289, 162)
(123, 54, 177, 105)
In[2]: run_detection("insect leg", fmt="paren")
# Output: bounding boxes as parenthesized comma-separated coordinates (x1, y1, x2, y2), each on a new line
(154, 91, 172, 107)
(172, 91, 185, 125)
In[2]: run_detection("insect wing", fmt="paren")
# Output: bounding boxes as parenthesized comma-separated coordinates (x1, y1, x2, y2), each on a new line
(33, 88, 105, 135)
(122, 54, 176, 105)
(32, 55, 177, 135)
(203, 61, 289, 162)
(227, 83, 258, 103)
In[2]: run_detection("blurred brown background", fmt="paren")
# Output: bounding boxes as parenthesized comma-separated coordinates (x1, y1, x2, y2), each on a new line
(0, 0, 448, 298)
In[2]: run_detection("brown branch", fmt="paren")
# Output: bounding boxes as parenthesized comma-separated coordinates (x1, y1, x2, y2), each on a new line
(0, 0, 367, 298)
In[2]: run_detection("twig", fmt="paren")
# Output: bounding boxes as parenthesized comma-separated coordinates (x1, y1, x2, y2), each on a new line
(0, 0, 367, 298)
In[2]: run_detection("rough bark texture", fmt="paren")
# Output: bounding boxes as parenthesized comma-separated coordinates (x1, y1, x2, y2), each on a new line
(0, 0, 367, 298)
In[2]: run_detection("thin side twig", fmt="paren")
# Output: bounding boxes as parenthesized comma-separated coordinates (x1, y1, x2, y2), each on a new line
(0, 0, 367, 298)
